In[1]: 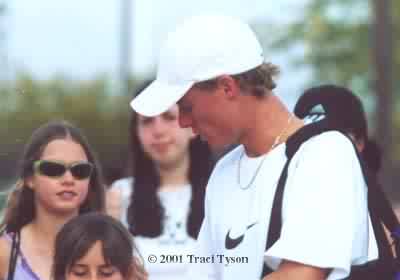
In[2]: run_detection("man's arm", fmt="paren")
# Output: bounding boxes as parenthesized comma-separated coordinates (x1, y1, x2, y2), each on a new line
(263, 260, 328, 280)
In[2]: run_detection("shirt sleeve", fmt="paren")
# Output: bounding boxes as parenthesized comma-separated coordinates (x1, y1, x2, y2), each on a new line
(264, 132, 377, 279)
(109, 177, 133, 228)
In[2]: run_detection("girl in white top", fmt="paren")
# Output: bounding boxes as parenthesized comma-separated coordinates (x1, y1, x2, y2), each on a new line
(107, 83, 213, 280)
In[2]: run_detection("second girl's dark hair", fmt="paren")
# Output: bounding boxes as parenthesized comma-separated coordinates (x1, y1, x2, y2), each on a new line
(126, 82, 214, 238)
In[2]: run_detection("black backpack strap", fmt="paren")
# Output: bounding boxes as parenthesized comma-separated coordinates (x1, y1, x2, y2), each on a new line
(361, 167, 398, 277)
(7, 231, 20, 280)
(348, 145, 397, 274)
(366, 173, 400, 256)
(261, 122, 335, 277)
(260, 159, 291, 276)
(267, 121, 337, 243)
(261, 122, 400, 278)
(348, 159, 396, 279)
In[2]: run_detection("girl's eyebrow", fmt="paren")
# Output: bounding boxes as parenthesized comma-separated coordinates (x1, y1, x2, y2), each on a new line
(70, 264, 87, 269)
(72, 263, 112, 268)
(98, 264, 115, 269)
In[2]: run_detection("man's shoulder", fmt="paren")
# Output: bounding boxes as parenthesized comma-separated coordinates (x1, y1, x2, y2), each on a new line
(288, 130, 363, 182)
(289, 130, 365, 189)
(299, 130, 356, 157)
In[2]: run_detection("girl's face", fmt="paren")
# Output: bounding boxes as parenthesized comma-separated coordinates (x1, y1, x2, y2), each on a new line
(137, 105, 194, 169)
(27, 138, 91, 216)
(66, 241, 125, 280)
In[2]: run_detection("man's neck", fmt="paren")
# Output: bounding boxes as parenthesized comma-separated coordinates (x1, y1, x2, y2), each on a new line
(240, 94, 304, 157)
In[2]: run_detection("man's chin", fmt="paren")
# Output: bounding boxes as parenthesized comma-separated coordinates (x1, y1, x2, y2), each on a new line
(196, 133, 236, 152)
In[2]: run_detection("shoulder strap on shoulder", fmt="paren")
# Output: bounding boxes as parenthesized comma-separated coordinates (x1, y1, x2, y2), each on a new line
(7, 230, 20, 280)
(266, 121, 335, 250)
(261, 120, 400, 278)
(261, 121, 333, 277)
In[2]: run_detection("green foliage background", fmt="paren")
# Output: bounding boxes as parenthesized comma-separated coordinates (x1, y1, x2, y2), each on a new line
(0, 74, 142, 191)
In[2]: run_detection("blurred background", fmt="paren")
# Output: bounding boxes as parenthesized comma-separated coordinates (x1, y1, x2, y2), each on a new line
(0, 0, 398, 209)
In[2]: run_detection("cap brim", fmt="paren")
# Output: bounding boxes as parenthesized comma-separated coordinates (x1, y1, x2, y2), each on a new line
(130, 79, 194, 117)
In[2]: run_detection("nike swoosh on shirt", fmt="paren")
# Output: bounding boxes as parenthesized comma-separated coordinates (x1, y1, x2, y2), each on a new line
(225, 222, 258, 250)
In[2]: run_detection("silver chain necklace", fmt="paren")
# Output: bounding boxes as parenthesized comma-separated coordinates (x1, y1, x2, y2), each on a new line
(237, 115, 294, 190)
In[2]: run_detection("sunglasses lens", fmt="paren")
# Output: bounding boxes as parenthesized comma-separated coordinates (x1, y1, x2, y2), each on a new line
(38, 161, 66, 177)
(70, 163, 93, 180)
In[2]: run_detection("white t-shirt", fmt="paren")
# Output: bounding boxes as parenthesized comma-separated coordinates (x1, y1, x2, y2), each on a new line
(188, 131, 378, 280)
(110, 178, 196, 280)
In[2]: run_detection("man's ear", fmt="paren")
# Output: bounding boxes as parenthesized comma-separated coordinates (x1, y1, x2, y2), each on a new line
(218, 75, 240, 100)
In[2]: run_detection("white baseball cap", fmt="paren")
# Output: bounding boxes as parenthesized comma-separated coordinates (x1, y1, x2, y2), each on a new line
(130, 15, 264, 116)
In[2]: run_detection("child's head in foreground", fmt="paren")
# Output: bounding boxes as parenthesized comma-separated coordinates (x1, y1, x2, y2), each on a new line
(52, 212, 146, 280)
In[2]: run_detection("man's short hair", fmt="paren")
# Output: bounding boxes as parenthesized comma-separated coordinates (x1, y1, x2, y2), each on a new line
(194, 62, 280, 97)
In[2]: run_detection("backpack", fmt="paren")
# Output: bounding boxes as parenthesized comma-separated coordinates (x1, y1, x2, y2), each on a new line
(261, 120, 400, 279)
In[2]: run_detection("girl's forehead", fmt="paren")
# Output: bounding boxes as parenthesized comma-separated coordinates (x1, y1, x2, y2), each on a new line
(41, 139, 87, 161)
(73, 241, 106, 265)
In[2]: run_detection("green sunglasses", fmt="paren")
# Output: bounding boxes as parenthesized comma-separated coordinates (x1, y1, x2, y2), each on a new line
(33, 160, 94, 180)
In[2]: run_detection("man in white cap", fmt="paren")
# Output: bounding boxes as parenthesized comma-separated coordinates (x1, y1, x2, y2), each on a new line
(131, 15, 377, 280)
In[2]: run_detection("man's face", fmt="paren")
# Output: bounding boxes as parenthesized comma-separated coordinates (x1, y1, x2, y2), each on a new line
(177, 80, 240, 151)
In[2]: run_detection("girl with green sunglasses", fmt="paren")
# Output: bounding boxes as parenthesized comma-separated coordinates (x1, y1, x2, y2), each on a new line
(0, 120, 106, 280)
